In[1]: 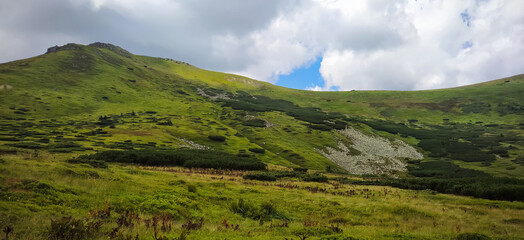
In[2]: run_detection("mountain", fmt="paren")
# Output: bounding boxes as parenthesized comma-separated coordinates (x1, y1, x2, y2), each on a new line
(1, 42, 522, 175)
(1, 43, 524, 239)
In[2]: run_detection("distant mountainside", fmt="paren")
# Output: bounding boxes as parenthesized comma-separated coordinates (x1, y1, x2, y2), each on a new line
(0, 42, 523, 177)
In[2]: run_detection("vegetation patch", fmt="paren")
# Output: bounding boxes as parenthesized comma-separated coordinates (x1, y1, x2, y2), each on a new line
(360, 119, 501, 163)
(243, 170, 328, 183)
(455, 233, 492, 240)
(230, 198, 281, 221)
(72, 149, 266, 170)
(340, 176, 524, 201)
(221, 91, 347, 127)
(242, 119, 267, 127)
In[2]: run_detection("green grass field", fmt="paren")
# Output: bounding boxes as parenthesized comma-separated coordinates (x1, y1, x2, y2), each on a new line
(2, 153, 523, 240)
(0, 43, 523, 239)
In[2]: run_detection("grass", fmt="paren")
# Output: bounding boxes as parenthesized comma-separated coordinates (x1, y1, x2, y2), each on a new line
(0, 43, 522, 175)
(0, 43, 523, 239)
(1, 153, 524, 239)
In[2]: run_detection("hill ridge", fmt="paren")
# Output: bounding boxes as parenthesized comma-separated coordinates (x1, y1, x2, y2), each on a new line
(0, 41, 523, 177)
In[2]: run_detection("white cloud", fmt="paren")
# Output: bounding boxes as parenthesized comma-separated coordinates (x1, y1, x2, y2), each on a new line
(0, 0, 522, 90)
(315, 0, 524, 90)
(306, 85, 323, 91)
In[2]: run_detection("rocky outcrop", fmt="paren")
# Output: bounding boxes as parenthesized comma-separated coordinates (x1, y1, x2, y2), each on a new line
(45, 42, 131, 58)
(46, 43, 83, 53)
(320, 127, 423, 176)
(88, 42, 131, 58)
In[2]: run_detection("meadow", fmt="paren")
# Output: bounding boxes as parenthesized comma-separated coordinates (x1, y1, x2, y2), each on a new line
(1, 152, 523, 240)
(0, 43, 523, 239)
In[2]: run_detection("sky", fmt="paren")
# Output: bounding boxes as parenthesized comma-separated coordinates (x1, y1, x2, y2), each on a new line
(0, 0, 523, 91)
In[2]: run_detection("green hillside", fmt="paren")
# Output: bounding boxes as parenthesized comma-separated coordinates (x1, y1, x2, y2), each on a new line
(0, 43, 523, 239)
(1, 43, 522, 174)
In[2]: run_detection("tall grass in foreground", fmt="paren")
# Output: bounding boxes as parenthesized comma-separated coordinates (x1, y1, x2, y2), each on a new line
(1, 154, 523, 239)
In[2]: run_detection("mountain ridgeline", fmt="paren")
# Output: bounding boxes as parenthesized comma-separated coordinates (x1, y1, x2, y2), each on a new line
(0, 42, 523, 199)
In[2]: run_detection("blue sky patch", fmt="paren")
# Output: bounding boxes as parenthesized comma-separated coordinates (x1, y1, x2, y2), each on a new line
(461, 10, 471, 27)
(462, 41, 473, 49)
(276, 57, 325, 90)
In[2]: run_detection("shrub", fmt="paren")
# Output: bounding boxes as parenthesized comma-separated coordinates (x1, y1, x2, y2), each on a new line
(455, 233, 492, 240)
(231, 199, 255, 219)
(67, 158, 108, 168)
(242, 119, 266, 127)
(243, 171, 328, 183)
(221, 91, 345, 125)
(344, 176, 524, 201)
(243, 172, 277, 181)
(230, 199, 278, 221)
(47, 216, 102, 240)
(512, 156, 524, 166)
(293, 167, 308, 172)
(308, 124, 333, 131)
(6, 142, 44, 149)
(75, 149, 266, 171)
(207, 135, 226, 142)
(302, 174, 328, 183)
(248, 148, 265, 154)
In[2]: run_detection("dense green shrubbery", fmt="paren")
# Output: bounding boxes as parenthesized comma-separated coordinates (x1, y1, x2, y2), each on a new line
(293, 167, 308, 172)
(361, 119, 499, 163)
(496, 102, 524, 116)
(248, 148, 265, 154)
(512, 156, 524, 166)
(341, 177, 524, 201)
(66, 158, 108, 168)
(308, 124, 334, 131)
(74, 149, 266, 171)
(47, 216, 103, 240)
(242, 119, 266, 127)
(243, 172, 277, 181)
(230, 198, 279, 221)
(5, 141, 44, 149)
(302, 174, 329, 182)
(0, 136, 21, 141)
(407, 161, 489, 178)
(455, 233, 492, 240)
(221, 92, 347, 127)
(243, 171, 328, 183)
(459, 102, 491, 114)
(333, 160, 524, 201)
(207, 135, 226, 142)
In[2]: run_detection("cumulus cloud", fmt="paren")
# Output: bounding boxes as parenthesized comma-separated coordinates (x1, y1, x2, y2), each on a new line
(0, 0, 522, 90)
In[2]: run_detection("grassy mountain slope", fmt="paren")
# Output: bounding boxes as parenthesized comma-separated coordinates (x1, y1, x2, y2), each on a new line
(1, 43, 522, 175)
(1, 43, 524, 239)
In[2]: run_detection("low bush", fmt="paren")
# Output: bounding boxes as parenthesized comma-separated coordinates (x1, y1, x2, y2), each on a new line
(67, 158, 108, 168)
(512, 156, 524, 166)
(248, 148, 265, 154)
(302, 174, 328, 183)
(74, 149, 266, 171)
(243, 171, 328, 183)
(47, 216, 103, 240)
(207, 135, 226, 142)
(455, 233, 492, 240)
(230, 199, 278, 221)
(242, 119, 266, 127)
(243, 172, 277, 181)
(293, 167, 308, 172)
(5, 142, 44, 149)
(342, 177, 524, 201)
